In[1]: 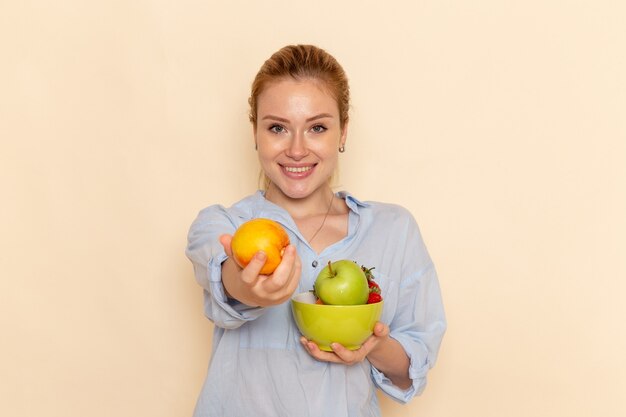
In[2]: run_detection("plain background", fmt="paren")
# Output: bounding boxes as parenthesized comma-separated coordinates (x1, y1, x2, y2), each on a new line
(1, 1, 625, 416)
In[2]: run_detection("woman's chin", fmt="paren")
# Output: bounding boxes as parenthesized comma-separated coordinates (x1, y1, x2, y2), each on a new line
(267, 181, 326, 201)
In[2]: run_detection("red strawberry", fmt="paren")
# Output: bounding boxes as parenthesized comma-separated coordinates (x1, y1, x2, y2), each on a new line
(367, 293, 382, 304)
(361, 264, 383, 302)
(368, 280, 380, 293)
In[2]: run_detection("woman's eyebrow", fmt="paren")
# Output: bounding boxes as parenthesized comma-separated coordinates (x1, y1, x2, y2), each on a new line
(306, 113, 333, 122)
(261, 113, 334, 123)
(262, 115, 289, 122)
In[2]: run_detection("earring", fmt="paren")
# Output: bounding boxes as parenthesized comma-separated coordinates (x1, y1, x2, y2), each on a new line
(338, 145, 345, 153)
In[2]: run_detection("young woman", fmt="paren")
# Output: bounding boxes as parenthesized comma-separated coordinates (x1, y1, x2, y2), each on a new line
(186, 44, 446, 417)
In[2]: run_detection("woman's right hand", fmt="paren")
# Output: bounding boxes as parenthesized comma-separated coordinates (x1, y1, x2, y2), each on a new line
(218, 234, 302, 307)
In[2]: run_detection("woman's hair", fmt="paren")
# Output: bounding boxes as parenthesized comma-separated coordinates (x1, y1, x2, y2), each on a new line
(248, 44, 350, 130)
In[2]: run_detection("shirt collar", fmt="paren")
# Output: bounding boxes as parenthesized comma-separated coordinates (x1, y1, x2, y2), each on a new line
(252, 190, 369, 217)
(248, 190, 370, 251)
(336, 191, 369, 213)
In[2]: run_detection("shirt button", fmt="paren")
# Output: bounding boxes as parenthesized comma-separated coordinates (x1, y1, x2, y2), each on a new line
(312, 260, 318, 268)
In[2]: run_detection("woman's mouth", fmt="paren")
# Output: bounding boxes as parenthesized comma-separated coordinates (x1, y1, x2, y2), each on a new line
(281, 164, 316, 178)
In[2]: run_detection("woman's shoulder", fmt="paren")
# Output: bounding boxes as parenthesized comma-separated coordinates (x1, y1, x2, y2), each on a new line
(366, 200, 412, 216)
(368, 201, 419, 233)
(341, 191, 420, 231)
(344, 192, 415, 220)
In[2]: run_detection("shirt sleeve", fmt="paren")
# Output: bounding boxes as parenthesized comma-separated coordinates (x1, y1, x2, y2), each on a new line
(371, 212, 447, 403)
(185, 205, 266, 329)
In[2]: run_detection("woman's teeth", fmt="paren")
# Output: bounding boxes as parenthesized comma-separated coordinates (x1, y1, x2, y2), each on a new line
(285, 166, 312, 173)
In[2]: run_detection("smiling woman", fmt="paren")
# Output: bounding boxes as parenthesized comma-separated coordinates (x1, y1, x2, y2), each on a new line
(255, 78, 346, 201)
(249, 45, 350, 193)
(185, 44, 446, 417)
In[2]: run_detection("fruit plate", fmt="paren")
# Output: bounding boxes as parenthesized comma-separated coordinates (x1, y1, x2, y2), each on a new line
(291, 292, 383, 351)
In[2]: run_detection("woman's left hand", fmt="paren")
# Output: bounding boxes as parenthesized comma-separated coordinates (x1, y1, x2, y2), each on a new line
(299, 322, 390, 365)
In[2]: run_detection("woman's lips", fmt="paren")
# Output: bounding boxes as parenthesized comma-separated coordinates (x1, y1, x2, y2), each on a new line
(281, 164, 316, 179)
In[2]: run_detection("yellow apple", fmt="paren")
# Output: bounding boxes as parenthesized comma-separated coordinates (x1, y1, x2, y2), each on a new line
(231, 218, 290, 275)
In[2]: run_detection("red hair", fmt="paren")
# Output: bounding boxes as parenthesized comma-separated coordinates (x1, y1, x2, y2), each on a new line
(248, 45, 350, 130)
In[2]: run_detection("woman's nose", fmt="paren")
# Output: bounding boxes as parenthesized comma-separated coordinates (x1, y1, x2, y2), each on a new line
(285, 132, 308, 159)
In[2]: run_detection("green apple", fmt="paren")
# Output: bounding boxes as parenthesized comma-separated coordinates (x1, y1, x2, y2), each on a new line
(314, 260, 369, 305)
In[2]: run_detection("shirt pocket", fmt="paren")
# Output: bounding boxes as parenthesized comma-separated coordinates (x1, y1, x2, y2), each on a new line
(369, 270, 398, 325)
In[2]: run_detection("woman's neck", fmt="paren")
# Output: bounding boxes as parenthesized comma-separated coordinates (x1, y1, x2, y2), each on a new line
(265, 183, 335, 221)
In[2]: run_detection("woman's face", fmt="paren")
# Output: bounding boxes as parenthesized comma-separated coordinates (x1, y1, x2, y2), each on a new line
(255, 78, 347, 201)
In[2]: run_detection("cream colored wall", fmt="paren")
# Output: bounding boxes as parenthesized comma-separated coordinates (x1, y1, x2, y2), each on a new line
(1, 1, 624, 416)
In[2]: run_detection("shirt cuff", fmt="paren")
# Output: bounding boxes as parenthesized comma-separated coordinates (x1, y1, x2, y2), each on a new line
(207, 252, 266, 325)
(370, 333, 429, 403)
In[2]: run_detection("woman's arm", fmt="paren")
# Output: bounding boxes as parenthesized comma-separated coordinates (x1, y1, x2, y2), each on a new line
(364, 325, 411, 389)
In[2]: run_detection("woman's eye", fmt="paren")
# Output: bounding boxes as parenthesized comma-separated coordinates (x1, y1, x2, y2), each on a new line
(269, 124, 285, 133)
(311, 125, 327, 133)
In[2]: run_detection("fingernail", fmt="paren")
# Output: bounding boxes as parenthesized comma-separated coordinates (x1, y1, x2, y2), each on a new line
(255, 251, 267, 261)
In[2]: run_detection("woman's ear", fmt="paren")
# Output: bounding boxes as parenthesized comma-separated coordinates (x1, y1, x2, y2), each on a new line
(339, 121, 349, 150)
